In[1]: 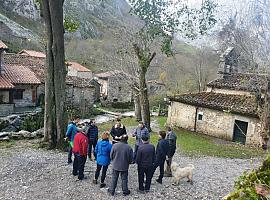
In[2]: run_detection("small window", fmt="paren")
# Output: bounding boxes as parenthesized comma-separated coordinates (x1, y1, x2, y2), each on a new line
(13, 89, 24, 99)
(198, 112, 203, 121)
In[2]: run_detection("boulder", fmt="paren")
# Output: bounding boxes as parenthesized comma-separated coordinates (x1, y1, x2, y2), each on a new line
(10, 117, 22, 129)
(10, 132, 23, 140)
(2, 125, 18, 132)
(0, 118, 10, 131)
(18, 130, 33, 139)
(31, 128, 44, 138)
(0, 136, 10, 142)
(0, 132, 11, 138)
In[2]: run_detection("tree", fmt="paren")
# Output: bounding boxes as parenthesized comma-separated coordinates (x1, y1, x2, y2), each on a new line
(129, 0, 217, 130)
(41, 0, 66, 148)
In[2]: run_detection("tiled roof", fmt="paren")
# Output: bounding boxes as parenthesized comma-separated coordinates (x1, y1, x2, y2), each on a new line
(3, 64, 41, 85)
(4, 53, 45, 67)
(0, 40, 8, 49)
(18, 50, 46, 58)
(207, 73, 269, 92)
(169, 92, 258, 117)
(68, 62, 91, 72)
(66, 76, 93, 88)
(0, 76, 14, 89)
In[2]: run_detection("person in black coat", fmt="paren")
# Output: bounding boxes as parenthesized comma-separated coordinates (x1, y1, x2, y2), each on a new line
(152, 131, 169, 184)
(136, 136, 155, 193)
(110, 118, 127, 144)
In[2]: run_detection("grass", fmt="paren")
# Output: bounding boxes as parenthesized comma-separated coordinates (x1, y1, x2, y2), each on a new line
(0, 140, 16, 148)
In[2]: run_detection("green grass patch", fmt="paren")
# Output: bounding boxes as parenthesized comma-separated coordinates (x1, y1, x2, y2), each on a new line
(156, 116, 167, 130)
(0, 140, 16, 148)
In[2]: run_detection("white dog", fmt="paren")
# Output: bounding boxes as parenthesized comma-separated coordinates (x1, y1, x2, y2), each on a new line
(171, 162, 195, 185)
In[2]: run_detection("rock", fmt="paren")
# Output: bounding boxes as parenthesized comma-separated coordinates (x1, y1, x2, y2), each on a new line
(10, 132, 24, 140)
(0, 136, 10, 141)
(0, 132, 10, 138)
(10, 117, 22, 129)
(31, 128, 44, 138)
(18, 130, 33, 139)
(2, 125, 18, 132)
(0, 118, 10, 131)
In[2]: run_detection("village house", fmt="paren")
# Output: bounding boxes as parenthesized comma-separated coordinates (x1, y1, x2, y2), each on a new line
(0, 43, 97, 115)
(167, 47, 266, 146)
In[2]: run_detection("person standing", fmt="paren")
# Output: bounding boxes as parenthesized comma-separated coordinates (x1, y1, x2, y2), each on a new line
(165, 127, 177, 177)
(86, 119, 99, 160)
(136, 136, 155, 193)
(108, 135, 133, 196)
(93, 131, 112, 188)
(132, 121, 149, 161)
(65, 116, 80, 164)
(72, 125, 88, 180)
(110, 118, 127, 144)
(152, 131, 169, 184)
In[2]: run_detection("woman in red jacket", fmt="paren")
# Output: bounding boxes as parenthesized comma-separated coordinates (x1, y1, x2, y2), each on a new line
(72, 125, 89, 180)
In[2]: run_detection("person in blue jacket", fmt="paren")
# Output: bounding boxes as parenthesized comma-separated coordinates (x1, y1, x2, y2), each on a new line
(65, 116, 80, 164)
(86, 119, 99, 160)
(93, 131, 112, 188)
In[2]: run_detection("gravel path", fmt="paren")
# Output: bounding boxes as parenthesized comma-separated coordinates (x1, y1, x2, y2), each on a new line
(0, 143, 263, 200)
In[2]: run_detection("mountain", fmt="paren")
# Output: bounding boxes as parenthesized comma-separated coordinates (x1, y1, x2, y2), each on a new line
(0, 0, 218, 94)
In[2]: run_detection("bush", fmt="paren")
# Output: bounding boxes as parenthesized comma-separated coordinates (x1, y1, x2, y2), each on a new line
(21, 112, 44, 132)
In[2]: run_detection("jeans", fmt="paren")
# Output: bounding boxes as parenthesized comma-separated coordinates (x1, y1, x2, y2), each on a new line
(73, 154, 87, 180)
(152, 157, 166, 181)
(95, 164, 109, 183)
(138, 166, 153, 191)
(133, 144, 139, 161)
(88, 140, 97, 158)
(68, 145, 73, 163)
(109, 169, 129, 195)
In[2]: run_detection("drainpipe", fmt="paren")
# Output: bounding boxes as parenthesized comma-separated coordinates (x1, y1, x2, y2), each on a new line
(194, 107, 198, 132)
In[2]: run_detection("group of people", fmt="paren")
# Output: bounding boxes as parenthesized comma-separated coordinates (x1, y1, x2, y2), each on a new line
(65, 116, 177, 196)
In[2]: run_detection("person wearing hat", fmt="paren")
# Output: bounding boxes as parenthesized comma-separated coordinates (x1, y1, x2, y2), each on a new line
(72, 125, 88, 180)
(136, 135, 155, 193)
(152, 131, 169, 184)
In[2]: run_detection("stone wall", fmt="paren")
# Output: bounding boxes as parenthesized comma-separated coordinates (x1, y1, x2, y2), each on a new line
(167, 101, 261, 146)
(107, 75, 133, 103)
(0, 91, 10, 103)
(13, 85, 38, 107)
(0, 104, 14, 116)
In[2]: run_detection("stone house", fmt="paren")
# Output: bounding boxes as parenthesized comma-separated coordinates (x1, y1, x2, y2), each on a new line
(167, 47, 265, 146)
(0, 47, 96, 115)
(95, 70, 133, 104)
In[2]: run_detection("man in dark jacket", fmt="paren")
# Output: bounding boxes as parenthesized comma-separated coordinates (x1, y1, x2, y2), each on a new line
(86, 119, 99, 160)
(165, 127, 177, 177)
(136, 136, 155, 193)
(108, 135, 133, 196)
(72, 125, 88, 180)
(152, 131, 169, 184)
(110, 118, 127, 144)
(65, 116, 80, 164)
(132, 121, 149, 161)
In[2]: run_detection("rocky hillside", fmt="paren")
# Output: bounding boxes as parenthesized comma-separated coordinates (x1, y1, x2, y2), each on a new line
(0, 0, 218, 93)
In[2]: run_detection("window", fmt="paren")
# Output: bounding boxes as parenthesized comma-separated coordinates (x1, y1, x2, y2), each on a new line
(13, 89, 24, 99)
(197, 112, 203, 121)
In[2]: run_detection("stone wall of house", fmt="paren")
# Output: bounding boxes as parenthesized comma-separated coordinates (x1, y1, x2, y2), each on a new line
(0, 104, 14, 116)
(98, 79, 108, 96)
(167, 101, 261, 146)
(0, 91, 10, 103)
(206, 87, 252, 96)
(107, 76, 133, 103)
(13, 85, 38, 107)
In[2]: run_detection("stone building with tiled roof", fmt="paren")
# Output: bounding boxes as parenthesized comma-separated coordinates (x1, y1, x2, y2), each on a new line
(0, 50, 97, 116)
(167, 47, 265, 146)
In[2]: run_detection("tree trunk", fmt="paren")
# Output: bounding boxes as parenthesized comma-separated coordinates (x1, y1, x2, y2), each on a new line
(139, 67, 151, 131)
(134, 92, 142, 121)
(42, 0, 66, 148)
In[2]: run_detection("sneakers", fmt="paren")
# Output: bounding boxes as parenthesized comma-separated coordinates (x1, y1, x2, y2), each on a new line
(123, 190, 131, 196)
(156, 179, 162, 184)
(100, 183, 106, 188)
(137, 189, 145, 194)
(93, 179, 97, 184)
(107, 188, 114, 196)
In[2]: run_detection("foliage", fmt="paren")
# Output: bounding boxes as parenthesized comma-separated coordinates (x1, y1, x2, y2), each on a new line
(226, 155, 270, 199)
(21, 112, 44, 132)
(64, 16, 80, 33)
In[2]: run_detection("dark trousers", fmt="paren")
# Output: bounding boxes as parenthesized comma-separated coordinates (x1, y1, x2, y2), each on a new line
(95, 164, 109, 183)
(138, 166, 153, 191)
(109, 169, 129, 195)
(152, 157, 166, 181)
(88, 140, 97, 158)
(68, 145, 73, 163)
(133, 144, 139, 161)
(73, 154, 87, 180)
